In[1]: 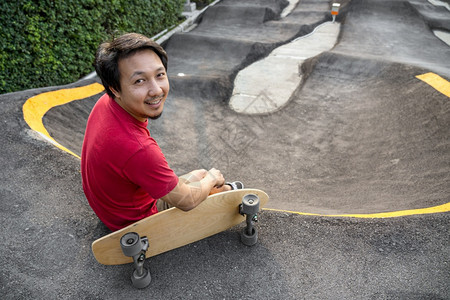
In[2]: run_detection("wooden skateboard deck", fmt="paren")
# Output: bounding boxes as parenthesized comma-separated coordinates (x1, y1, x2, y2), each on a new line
(92, 189, 269, 265)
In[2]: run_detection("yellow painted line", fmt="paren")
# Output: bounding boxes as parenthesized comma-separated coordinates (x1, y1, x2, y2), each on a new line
(263, 202, 450, 218)
(416, 72, 450, 97)
(22, 83, 104, 159)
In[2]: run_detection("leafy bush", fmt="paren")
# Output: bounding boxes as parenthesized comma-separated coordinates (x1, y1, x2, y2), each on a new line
(0, 0, 185, 94)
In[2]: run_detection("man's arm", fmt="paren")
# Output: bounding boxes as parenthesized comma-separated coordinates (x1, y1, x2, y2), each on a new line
(161, 168, 225, 211)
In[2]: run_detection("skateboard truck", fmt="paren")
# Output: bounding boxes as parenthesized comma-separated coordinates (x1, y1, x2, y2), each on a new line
(120, 232, 151, 288)
(239, 193, 260, 246)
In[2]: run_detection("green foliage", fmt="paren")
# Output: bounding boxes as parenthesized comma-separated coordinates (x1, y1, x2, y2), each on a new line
(0, 0, 185, 94)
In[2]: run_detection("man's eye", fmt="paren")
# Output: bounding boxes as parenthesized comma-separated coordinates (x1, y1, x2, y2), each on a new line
(157, 72, 166, 78)
(135, 79, 144, 84)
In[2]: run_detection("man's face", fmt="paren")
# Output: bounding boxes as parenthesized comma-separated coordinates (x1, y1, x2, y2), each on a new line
(111, 49, 169, 122)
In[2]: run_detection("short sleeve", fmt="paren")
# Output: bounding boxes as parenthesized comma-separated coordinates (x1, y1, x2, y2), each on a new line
(123, 141, 178, 199)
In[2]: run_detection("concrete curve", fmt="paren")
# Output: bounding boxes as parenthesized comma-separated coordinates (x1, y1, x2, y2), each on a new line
(230, 21, 341, 114)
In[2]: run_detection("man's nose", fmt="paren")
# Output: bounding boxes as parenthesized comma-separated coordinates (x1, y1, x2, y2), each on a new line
(147, 79, 163, 96)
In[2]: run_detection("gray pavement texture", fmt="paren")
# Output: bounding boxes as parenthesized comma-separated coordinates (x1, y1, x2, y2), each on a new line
(1, 0, 449, 299)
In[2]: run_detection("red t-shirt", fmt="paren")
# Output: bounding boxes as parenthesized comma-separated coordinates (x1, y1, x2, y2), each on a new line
(81, 94, 178, 231)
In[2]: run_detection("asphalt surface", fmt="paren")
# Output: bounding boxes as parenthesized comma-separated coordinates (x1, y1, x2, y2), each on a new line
(1, 0, 449, 299)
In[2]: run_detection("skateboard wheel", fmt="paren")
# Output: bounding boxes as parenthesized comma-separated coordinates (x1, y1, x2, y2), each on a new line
(241, 194, 260, 215)
(240, 227, 258, 246)
(120, 232, 142, 257)
(131, 267, 151, 289)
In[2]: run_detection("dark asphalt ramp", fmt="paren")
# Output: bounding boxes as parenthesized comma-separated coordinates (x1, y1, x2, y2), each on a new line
(276, 53, 450, 214)
(1, 0, 449, 299)
(334, 0, 450, 78)
(165, 0, 329, 101)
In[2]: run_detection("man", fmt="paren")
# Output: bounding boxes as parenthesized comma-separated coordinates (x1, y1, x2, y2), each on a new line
(81, 33, 242, 231)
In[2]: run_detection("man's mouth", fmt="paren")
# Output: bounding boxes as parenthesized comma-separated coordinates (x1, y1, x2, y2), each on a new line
(145, 99, 161, 105)
(144, 94, 164, 106)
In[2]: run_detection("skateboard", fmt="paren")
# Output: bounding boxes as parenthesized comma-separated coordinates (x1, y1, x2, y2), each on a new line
(91, 188, 269, 288)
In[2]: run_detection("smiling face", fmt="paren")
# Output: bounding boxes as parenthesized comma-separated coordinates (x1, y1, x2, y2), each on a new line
(110, 49, 169, 122)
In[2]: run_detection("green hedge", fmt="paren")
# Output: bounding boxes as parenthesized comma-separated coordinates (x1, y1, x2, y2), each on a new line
(0, 0, 185, 94)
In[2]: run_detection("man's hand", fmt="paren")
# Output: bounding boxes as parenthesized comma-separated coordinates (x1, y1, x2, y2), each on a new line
(206, 168, 225, 188)
(162, 168, 226, 211)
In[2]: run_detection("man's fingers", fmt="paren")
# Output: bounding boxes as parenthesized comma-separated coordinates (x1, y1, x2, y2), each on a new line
(208, 168, 225, 187)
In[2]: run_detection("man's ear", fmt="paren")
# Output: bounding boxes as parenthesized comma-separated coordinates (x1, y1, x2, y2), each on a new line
(110, 86, 120, 99)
